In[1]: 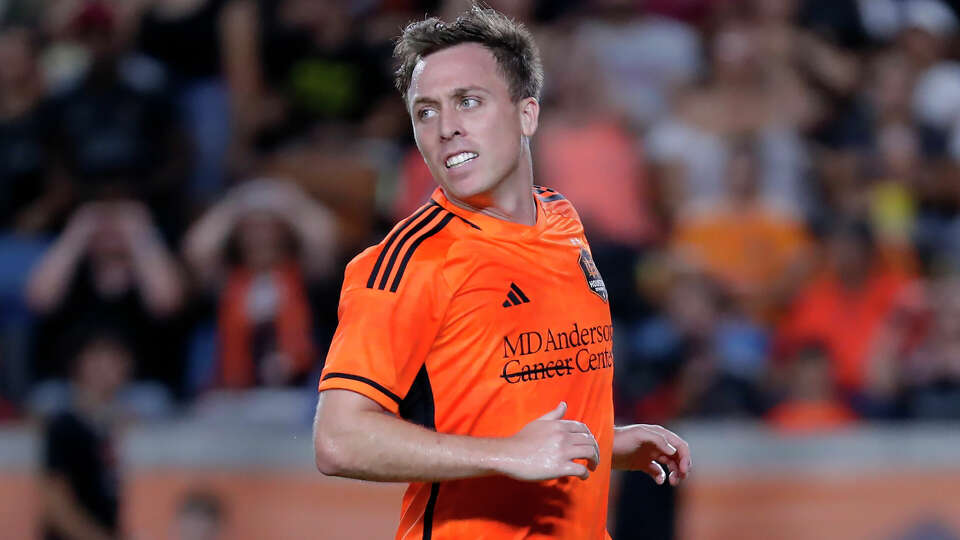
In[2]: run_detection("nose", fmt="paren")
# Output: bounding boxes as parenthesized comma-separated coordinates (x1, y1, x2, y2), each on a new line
(439, 110, 464, 141)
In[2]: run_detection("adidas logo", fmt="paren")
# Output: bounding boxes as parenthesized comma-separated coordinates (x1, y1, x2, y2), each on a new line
(502, 283, 531, 308)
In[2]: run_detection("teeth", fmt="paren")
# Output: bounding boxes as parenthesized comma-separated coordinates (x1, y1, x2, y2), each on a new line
(445, 152, 478, 168)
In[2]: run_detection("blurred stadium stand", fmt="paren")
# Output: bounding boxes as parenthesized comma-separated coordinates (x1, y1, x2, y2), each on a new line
(4, 416, 960, 539)
(6, 0, 960, 538)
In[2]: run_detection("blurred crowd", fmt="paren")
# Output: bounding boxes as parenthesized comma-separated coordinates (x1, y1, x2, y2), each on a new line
(4, 0, 960, 436)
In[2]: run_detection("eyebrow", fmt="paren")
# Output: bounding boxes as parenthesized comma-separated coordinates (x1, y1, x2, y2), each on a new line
(410, 86, 489, 108)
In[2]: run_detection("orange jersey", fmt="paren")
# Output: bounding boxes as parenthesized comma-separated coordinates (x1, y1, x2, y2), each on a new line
(318, 186, 615, 540)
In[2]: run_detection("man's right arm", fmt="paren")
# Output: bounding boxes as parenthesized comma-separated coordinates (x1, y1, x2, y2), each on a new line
(41, 474, 115, 540)
(313, 389, 600, 483)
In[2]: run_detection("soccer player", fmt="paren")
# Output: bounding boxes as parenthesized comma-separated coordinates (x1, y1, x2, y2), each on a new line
(312, 5, 691, 539)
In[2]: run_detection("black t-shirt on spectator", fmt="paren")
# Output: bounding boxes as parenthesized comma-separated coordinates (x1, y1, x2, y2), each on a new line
(0, 104, 52, 231)
(47, 60, 176, 191)
(47, 57, 188, 242)
(138, 0, 229, 81)
(254, 0, 393, 148)
(31, 261, 185, 393)
(43, 410, 119, 540)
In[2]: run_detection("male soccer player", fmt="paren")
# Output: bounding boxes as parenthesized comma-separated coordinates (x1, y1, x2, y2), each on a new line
(313, 5, 691, 539)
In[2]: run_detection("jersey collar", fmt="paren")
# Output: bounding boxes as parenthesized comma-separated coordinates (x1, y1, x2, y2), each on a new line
(429, 187, 545, 237)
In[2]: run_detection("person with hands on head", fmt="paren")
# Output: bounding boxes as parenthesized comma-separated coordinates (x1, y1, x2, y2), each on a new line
(183, 178, 337, 389)
(27, 200, 184, 319)
(26, 199, 186, 391)
(313, 5, 690, 540)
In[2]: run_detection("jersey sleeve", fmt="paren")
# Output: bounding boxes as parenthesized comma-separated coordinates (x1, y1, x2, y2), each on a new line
(317, 251, 453, 414)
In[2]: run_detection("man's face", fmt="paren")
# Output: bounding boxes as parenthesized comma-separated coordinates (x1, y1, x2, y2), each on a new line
(407, 43, 538, 206)
(76, 339, 132, 398)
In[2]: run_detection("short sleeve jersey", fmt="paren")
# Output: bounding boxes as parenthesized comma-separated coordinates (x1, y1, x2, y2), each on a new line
(318, 186, 615, 540)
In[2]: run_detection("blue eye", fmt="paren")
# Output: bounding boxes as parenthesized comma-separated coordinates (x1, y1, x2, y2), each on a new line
(461, 97, 480, 108)
(417, 108, 436, 120)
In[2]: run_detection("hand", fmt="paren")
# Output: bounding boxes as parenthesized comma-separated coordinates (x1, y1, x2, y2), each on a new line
(62, 202, 105, 245)
(496, 402, 600, 482)
(232, 179, 304, 213)
(612, 424, 691, 486)
(112, 201, 153, 242)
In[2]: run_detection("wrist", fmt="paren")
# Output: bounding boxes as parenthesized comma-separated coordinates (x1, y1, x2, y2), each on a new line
(479, 437, 514, 476)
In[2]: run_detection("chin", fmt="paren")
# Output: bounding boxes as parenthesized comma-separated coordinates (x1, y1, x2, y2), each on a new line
(441, 175, 492, 202)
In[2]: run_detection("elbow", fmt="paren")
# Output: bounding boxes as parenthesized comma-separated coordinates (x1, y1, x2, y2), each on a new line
(313, 427, 350, 477)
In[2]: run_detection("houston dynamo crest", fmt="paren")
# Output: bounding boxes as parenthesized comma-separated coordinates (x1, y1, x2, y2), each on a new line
(578, 247, 608, 303)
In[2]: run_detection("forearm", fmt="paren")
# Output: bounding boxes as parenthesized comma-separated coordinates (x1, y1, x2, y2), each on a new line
(315, 407, 508, 482)
(43, 476, 115, 540)
(25, 237, 85, 312)
(183, 204, 236, 286)
(128, 233, 185, 316)
(290, 206, 337, 279)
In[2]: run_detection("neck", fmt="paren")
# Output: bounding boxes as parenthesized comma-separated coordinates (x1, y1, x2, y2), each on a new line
(446, 146, 537, 226)
(74, 386, 114, 422)
(93, 257, 132, 296)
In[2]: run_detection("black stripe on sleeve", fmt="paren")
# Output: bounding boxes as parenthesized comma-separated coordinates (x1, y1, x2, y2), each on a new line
(537, 193, 565, 202)
(378, 206, 445, 290)
(509, 283, 530, 303)
(389, 212, 455, 293)
(321, 372, 402, 404)
(367, 203, 436, 288)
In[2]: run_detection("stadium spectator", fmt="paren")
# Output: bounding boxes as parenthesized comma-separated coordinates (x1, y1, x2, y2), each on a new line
(45, 0, 189, 241)
(897, 276, 960, 418)
(25, 200, 186, 398)
(766, 342, 858, 433)
(172, 489, 226, 540)
(671, 138, 813, 319)
(40, 328, 132, 540)
(0, 24, 58, 409)
(572, 0, 703, 129)
(663, 273, 769, 421)
(136, 0, 263, 204)
(0, 25, 65, 235)
(183, 179, 337, 389)
(645, 8, 817, 220)
(867, 123, 922, 270)
(244, 0, 396, 151)
(777, 220, 912, 408)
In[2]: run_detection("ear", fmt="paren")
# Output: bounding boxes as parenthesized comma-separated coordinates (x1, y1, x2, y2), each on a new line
(519, 97, 540, 137)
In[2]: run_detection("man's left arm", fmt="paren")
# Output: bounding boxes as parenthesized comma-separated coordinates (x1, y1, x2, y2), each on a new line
(611, 424, 692, 486)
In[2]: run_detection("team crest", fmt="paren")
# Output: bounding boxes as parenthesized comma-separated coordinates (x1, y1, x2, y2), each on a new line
(578, 247, 608, 303)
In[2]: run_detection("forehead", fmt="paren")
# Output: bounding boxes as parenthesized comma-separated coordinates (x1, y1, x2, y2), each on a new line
(409, 42, 508, 100)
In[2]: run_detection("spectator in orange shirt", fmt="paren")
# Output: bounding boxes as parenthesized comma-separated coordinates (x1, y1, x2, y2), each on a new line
(766, 342, 857, 433)
(183, 179, 338, 389)
(671, 138, 813, 318)
(777, 220, 911, 401)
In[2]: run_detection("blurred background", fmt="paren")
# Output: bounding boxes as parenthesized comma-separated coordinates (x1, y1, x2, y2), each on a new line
(3, 0, 960, 538)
